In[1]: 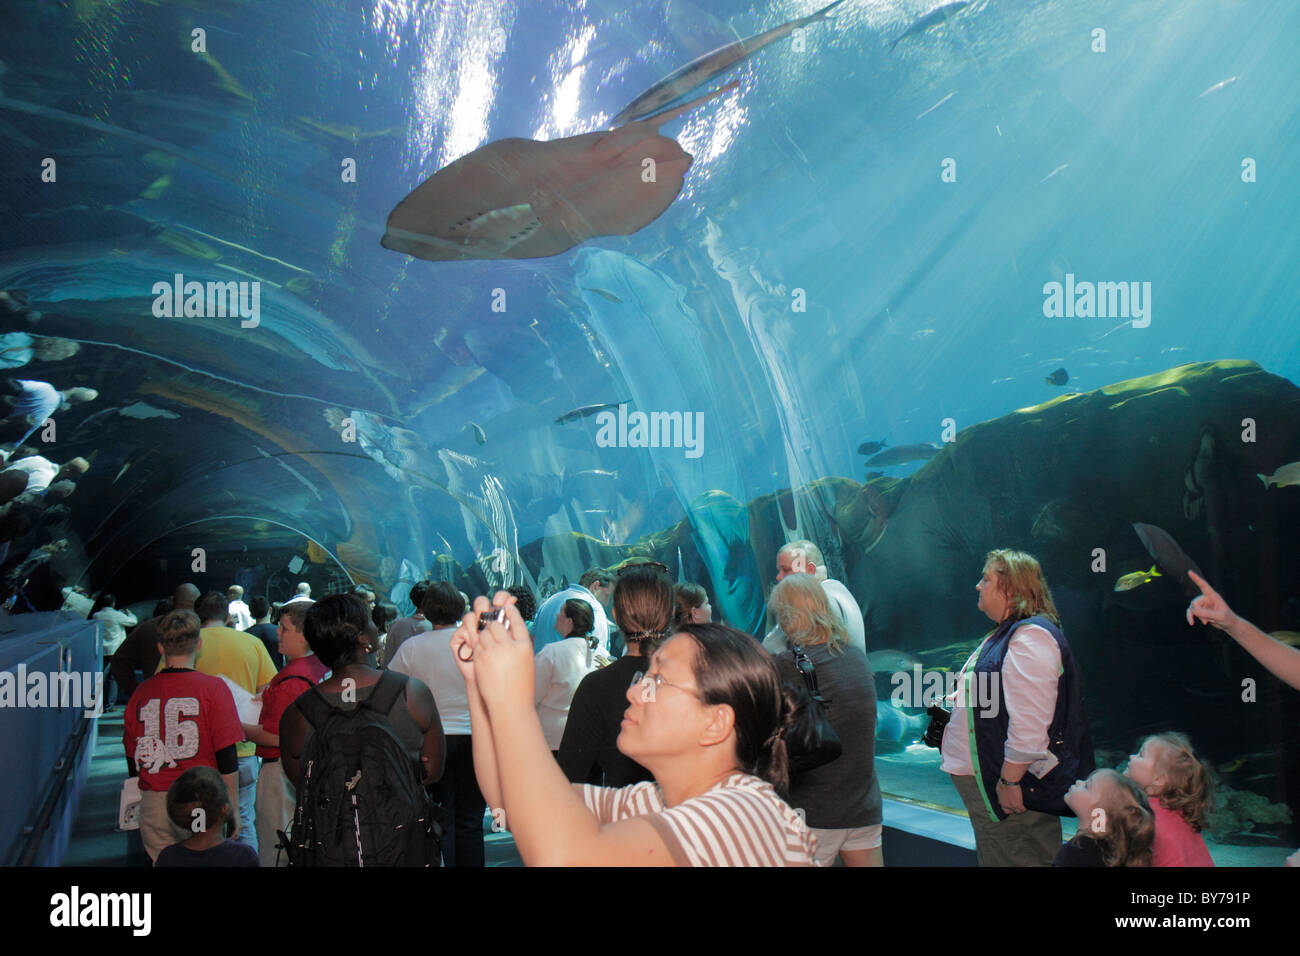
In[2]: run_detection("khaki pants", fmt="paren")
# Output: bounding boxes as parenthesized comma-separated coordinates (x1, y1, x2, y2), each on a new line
(139, 789, 189, 863)
(950, 773, 1061, 867)
(255, 759, 296, 867)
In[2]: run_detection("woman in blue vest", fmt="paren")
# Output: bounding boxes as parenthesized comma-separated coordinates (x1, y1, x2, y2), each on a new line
(939, 549, 1094, 866)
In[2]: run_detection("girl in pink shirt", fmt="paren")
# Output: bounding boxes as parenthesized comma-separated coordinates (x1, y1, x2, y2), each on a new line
(1125, 732, 1215, 867)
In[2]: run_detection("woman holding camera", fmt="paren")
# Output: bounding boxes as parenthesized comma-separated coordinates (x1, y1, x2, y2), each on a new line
(939, 549, 1094, 866)
(770, 575, 882, 866)
(453, 592, 817, 865)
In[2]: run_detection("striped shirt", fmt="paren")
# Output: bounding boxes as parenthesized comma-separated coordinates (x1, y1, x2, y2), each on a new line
(581, 772, 818, 866)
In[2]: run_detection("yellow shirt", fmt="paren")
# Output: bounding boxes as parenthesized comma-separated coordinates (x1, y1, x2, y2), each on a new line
(195, 626, 278, 757)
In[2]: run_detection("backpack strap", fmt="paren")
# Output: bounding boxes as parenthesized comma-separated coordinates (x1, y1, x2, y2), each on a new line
(294, 686, 332, 731)
(278, 673, 315, 692)
(364, 669, 407, 716)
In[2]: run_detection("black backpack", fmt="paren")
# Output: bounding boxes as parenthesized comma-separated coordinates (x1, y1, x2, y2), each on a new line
(280, 670, 440, 867)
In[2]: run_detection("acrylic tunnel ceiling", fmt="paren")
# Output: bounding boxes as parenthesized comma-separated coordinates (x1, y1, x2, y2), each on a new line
(2, 0, 1298, 611)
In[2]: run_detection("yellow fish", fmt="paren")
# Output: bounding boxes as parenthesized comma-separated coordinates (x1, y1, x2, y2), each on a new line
(1270, 631, 1300, 647)
(1114, 565, 1161, 592)
(1258, 461, 1300, 489)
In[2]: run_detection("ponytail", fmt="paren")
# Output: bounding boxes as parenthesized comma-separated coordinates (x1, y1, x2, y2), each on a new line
(755, 684, 797, 795)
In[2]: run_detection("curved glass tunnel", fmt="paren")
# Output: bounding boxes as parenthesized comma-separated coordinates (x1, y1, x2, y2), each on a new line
(1, 0, 1297, 864)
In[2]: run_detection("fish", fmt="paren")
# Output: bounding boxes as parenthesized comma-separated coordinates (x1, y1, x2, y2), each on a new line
(875, 701, 930, 744)
(555, 401, 627, 425)
(916, 90, 956, 120)
(569, 468, 619, 479)
(1270, 631, 1300, 647)
(610, 0, 848, 125)
(1039, 163, 1069, 184)
(857, 440, 887, 456)
(1257, 461, 1300, 489)
(1197, 76, 1238, 99)
(866, 443, 941, 467)
(1045, 367, 1069, 386)
(581, 287, 623, 304)
(888, 1, 969, 52)
(1132, 522, 1203, 598)
(469, 422, 487, 445)
(867, 649, 922, 674)
(118, 401, 180, 420)
(1113, 565, 1162, 592)
(1218, 759, 1246, 774)
(381, 83, 737, 262)
(293, 116, 404, 141)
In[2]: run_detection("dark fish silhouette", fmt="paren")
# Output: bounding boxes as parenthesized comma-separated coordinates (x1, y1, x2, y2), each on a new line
(582, 287, 623, 304)
(382, 84, 735, 261)
(857, 440, 888, 456)
(1045, 367, 1069, 386)
(468, 422, 487, 445)
(555, 401, 627, 425)
(866, 442, 941, 466)
(1132, 522, 1203, 598)
(888, 1, 969, 52)
(612, 0, 848, 125)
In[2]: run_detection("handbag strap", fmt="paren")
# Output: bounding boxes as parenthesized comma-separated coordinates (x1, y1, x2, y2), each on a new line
(791, 644, 830, 706)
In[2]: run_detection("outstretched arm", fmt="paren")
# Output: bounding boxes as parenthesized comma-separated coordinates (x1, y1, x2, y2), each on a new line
(465, 593, 674, 866)
(1187, 571, 1300, 691)
(450, 607, 504, 812)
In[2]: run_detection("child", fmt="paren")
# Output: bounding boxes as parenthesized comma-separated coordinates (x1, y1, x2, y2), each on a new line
(122, 609, 245, 863)
(242, 600, 329, 867)
(1055, 769, 1154, 866)
(156, 766, 259, 867)
(1125, 732, 1215, 866)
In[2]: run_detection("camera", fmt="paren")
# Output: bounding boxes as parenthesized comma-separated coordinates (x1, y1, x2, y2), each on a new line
(477, 607, 509, 631)
(923, 703, 951, 748)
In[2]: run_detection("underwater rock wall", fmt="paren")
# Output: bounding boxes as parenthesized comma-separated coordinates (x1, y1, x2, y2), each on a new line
(518, 362, 1300, 656)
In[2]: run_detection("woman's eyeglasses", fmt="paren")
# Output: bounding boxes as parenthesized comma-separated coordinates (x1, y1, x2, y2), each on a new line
(630, 670, 701, 702)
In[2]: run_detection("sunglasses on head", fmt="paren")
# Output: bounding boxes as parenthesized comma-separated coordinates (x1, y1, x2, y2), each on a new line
(617, 561, 670, 577)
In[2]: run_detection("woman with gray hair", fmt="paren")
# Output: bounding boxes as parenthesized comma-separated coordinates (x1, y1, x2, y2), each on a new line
(770, 573, 882, 866)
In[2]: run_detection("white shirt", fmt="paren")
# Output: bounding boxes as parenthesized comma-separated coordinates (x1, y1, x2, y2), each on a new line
(762, 578, 867, 655)
(940, 624, 1061, 777)
(228, 600, 254, 631)
(387, 626, 470, 735)
(93, 607, 138, 655)
(1, 456, 59, 495)
(61, 588, 96, 616)
(534, 636, 597, 750)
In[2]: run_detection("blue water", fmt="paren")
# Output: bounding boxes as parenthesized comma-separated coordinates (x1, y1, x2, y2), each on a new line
(2, 0, 1297, 844)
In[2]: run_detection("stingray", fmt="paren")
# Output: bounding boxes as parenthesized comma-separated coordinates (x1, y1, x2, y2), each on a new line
(381, 84, 735, 263)
(611, 0, 849, 125)
(1132, 522, 1203, 598)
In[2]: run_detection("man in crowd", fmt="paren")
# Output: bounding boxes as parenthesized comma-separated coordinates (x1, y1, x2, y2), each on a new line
(762, 539, 867, 654)
(192, 590, 278, 855)
(111, 583, 200, 701)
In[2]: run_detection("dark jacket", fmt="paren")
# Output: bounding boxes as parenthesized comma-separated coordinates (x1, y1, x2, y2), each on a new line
(970, 615, 1094, 821)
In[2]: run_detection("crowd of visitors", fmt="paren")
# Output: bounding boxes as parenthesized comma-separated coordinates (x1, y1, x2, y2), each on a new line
(48, 532, 1297, 868)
